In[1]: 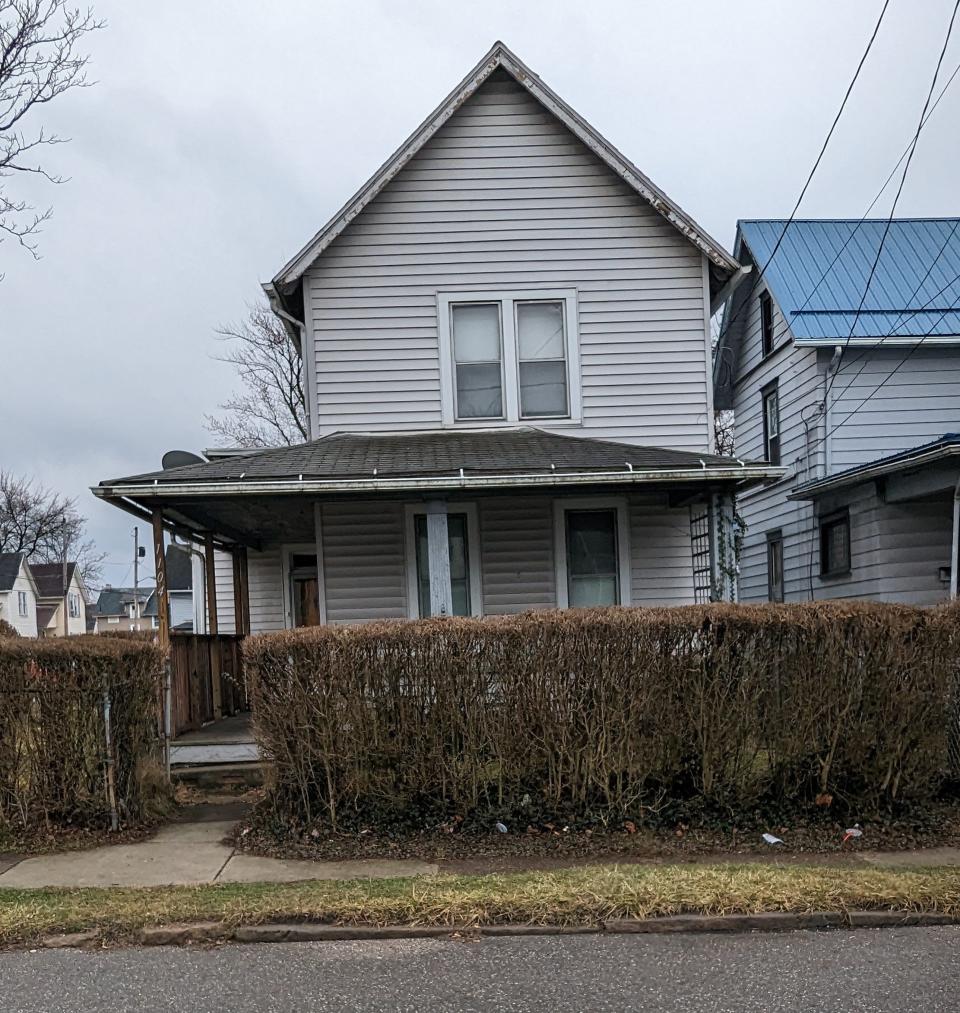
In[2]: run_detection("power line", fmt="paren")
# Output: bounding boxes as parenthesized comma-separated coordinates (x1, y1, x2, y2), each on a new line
(823, 0, 960, 403)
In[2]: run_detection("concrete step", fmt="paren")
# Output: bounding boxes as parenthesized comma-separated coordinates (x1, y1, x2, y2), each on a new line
(173, 762, 266, 790)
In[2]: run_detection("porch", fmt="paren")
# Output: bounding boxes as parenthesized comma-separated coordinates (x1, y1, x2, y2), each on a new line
(95, 428, 782, 635)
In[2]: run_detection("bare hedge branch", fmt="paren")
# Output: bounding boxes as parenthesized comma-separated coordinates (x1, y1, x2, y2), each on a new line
(244, 602, 960, 833)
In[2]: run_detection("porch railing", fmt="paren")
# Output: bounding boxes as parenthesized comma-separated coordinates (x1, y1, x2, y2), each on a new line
(169, 633, 248, 737)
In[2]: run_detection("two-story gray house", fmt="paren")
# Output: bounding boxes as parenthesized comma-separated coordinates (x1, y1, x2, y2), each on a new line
(715, 218, 960, 605)
(95, 43, 779, 630)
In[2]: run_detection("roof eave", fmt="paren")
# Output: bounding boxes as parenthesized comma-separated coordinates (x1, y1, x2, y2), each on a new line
(271, 41, 737, 289)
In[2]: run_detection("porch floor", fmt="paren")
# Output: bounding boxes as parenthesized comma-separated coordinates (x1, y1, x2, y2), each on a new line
(170, 713, 259, 766)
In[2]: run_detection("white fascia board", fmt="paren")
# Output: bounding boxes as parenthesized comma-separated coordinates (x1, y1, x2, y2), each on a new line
(793, 335, 960, 347)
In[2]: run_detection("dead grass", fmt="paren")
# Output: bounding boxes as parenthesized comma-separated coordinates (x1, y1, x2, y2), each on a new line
(2, 863, 960, 947)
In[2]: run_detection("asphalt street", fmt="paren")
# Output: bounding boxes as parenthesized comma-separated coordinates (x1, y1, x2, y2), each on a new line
(2, 927, 959, 1012)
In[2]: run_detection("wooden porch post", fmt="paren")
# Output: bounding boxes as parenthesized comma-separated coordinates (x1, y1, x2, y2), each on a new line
(204, 534, 223, 719)
(152, 510, 170, 649)
(425, 500, 453, 617)
(232, 548, 245, 636)
(239, 546, 251, 635)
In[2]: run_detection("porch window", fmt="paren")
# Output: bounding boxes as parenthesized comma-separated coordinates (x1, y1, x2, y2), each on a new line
(289, 552, 322, 627)
(766, 530, 784, 602)
(439, 289, 580, 426)
(414, 513, 472, 617)
(554, 499, 631, 608)
(451, 303, 504, 419)
(762, 381, 780, 465)
(819, 509, 851, 577)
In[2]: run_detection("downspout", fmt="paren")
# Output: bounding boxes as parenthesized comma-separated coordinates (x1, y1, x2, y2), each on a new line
(951, 474, 960, 599)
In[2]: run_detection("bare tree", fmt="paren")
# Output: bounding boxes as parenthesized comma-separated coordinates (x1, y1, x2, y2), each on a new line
(714, 409, 735, 456)
(0, 470, 104, 588)
(205, 300, 308, 448)
(1, 1, 103, 262)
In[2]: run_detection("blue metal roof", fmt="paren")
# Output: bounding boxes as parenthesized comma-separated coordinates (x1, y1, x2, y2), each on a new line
(738, 219, 960, 343)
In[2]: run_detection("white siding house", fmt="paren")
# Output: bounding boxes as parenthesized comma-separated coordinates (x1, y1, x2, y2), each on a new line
(0, 554, 39, 637)
(716, 219, 960, 605)
(96, 43, 781, 633)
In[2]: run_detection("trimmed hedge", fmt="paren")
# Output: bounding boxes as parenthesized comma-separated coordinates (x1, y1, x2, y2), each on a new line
(0, 636, 166, 832)
(245, 602, 960, 831)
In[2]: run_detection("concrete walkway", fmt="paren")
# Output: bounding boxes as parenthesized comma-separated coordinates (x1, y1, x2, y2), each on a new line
(0, 812, 437, 890)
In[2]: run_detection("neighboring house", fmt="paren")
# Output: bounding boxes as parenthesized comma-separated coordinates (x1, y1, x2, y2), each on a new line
(91, 586, 158, 632)
(715, 218, 960, 605)
(95, 43, 780, 631)
(29, 562, 88, 637)
(0, 553, 39, 637)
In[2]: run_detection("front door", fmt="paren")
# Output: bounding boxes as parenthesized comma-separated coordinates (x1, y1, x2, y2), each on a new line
(289, 553, 322, 626)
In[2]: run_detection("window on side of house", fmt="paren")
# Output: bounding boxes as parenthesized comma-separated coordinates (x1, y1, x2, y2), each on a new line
(451, 303, 504, 420)
(17, 591, 28, 617)
(820, 509, 851, 577)
(766, 530, 784, 602)
(107, 615, 120, 624)
(68, 592, 80, 618)
(439, 290, 580, 426)
(762, 381, 780, 465)
(555, 499, 630, 609)
(760, 291, 774, 357)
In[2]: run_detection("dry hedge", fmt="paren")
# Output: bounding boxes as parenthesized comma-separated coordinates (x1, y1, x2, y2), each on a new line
(245, 602, 960, 831)
(0, 636, 166, 832)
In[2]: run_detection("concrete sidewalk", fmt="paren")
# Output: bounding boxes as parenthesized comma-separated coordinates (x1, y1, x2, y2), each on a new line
(0, 811, 437, 889)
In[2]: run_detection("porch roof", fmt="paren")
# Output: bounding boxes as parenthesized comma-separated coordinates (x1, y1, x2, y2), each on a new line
(93, 429, 783, 549)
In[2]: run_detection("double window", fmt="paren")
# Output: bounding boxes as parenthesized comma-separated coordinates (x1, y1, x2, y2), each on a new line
(819, 509, 851, 577)
(68, 592, 81, 618)
(17, 591, 28, 617)
(439, 290, 580, 425)
(554, 499, 631, 608)
(766, 530, 784, 602)
(761, 380, 780, 465)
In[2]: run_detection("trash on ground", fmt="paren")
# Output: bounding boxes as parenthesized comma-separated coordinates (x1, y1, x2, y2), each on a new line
(842, 824, 863, 844)
(495, 821, 508, 834)
(762, 833, 784, 845)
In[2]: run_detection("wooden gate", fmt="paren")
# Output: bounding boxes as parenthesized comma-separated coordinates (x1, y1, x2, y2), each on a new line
(169, 633, 248, 737)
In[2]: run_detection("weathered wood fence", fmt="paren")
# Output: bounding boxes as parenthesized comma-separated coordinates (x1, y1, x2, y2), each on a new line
(169, 633, 247, 736)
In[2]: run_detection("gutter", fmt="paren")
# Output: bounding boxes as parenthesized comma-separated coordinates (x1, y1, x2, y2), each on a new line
(93, 464, 786, 500)
(789, 443, 960, 501)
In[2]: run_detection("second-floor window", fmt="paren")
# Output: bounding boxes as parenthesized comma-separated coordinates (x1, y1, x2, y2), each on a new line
(17, 591, 28, 617)
(761, 380, 780, 465)
(68, 592, 81, 618)
(760, 291, 774, 357)
(439, 290, 580, 426)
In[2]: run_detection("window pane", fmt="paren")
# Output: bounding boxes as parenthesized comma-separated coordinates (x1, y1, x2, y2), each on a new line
(414, 513, 471, 617)
(828, 521, 849, 571)
(456, 362, 503, 418)
(519, 360, 567, 417)
(517, 301, 565, 360)
(566, 509, 619, 606)
(452, 303, 501, 362)
(765, 391, 779, 437)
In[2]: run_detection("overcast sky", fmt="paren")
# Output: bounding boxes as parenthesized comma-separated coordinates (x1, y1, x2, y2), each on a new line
(2, 0, 958, 588)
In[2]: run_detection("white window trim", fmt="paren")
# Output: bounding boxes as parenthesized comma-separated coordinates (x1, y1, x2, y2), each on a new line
(437, 289, 581, 428)
(553, 496, 632, 608)
(404, 503, 483, 618)
(17, 591, 29, 617)
(281, 543, 326, 629)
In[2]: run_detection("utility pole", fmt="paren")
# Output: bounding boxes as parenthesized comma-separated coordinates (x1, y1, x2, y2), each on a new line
(133, 526, 141, 632)
(62, 518, 69, 638)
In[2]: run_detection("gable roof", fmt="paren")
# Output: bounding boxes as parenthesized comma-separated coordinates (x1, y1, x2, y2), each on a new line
(93, 587, 157, 618)
(30, 562, 79, 600)
(0, 553, 27, 593)
(737, 219, 960, 344)
(268, 41, 737, 303)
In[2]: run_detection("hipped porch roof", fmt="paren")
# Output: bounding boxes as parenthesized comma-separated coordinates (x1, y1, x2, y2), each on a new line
(93, 429, 782, 549)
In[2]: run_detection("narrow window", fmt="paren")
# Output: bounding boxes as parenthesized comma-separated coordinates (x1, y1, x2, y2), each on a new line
(760, 291, 774, 357)
(516, 300, 568, 417)
(289, 552, 321, 627)
(820, 510, 851, 576)
(414, 513, 472, 617)
(451, 303, 503, 419)
(68, 592, 80, 618)
(565, 509, 620, 607)
(766, 531, 784, 602)
(17, 591, 28, 617)
(762, 382, 780, 465)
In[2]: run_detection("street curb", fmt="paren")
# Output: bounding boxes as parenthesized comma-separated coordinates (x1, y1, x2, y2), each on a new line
(124, 910, 960, 948)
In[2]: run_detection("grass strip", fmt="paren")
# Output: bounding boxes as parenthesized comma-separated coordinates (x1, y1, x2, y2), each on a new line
(2, 863, 960, 946)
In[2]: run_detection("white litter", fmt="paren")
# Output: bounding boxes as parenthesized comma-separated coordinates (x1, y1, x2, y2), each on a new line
(495, 822, 508, 834)
(762, 833, 784, 845)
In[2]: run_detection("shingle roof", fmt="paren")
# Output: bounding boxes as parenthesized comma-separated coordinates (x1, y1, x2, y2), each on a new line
(738, 219, 960, 342)
(29, 562, 78, 600)
(102, 429, 744, 488)
(0, 553, 26, 592)
(93, 587, 157, 617)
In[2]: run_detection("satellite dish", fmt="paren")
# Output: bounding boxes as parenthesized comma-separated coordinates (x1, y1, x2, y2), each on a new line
(161, 450, 205, 470)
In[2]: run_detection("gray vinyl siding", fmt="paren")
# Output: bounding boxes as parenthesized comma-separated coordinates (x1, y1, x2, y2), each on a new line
(211, 549, 237, 635)
(247, 548, 285, 633)
(479, 497, 556, 614)
(628, 493, 696, 605)
(732, 284, 826, 602)
(828, 347, 960, 472)
(303, 71, 712, 450)
(320, 500, 407, 623)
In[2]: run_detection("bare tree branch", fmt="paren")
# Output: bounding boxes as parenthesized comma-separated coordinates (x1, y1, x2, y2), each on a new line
(0, 1, 103, 265)
(205, 300, 308, 448)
